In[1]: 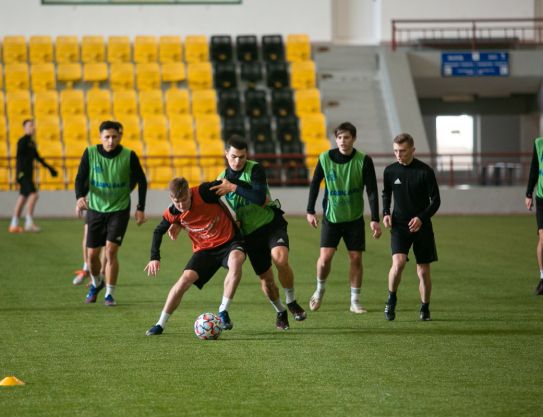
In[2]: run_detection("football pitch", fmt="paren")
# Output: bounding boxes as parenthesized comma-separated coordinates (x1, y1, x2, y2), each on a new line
(1, 215, 542, 417)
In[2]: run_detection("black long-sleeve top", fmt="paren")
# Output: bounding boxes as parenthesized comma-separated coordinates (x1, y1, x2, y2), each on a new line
(222, 162, 268, 206)
(382, 158, 440, 223)
(74, 144, 147, 211)
(16, 135, 53, 178)
(306, 149, 380, 222)
(526, 143, 539, 198)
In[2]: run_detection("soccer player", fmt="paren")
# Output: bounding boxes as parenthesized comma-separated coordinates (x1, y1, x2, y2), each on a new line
(306, 122, 381, 313)
(211, 136, 306, 330)
(144, 177, 246, 336)
(9, 119, 58, 233)
(75, 120, 147, 306)
(525, 135, 543, 295)
(381, 133, 440, 321)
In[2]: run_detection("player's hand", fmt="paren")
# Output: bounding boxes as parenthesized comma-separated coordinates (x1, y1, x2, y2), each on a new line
(370, 221, 382, 239)
(168, 223, 181, 240)
(526, 197, 534, 211)
(408, 216, 422, 233)
(383, 215, 392, 228)
(76, 197, 88, 218)
(210, 178, 236, 196)
(135, 210, 147, 226)
(144, 260, 160, 277)
(306, 213, 318, 228)
(49, 167, 58, 177)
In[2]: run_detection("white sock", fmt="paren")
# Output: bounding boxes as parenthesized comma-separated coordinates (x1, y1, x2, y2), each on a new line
(316, 278, 326, 294)
(90, 274, 102, 287)
(219, 296, 231, 312)
(351, 287, 361, 304)
(105, 284, 116, 297)
(83, 262, 89, 272)
(10, 216, 19, 227)
(284, 288, 295, 304)
(25, 214, 33, 227)
(269, 298, 286, 313)
(157, 311, 171, 328)
(539, 270, 543, 279)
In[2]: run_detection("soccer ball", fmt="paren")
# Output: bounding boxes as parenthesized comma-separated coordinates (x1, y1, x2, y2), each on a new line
(194, 312, 222, 340)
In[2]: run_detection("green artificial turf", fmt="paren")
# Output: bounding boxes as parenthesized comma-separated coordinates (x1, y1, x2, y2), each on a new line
(0, 215, 541, 417)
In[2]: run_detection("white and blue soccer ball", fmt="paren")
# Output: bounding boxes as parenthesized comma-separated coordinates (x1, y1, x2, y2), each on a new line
(194, 312, 222, 340)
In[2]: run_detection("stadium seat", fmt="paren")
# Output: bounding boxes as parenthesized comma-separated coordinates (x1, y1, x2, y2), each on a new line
(159, 35, 183, 63)
(60, 89, 85, 117)
(31, 63, 57, 92)
(134, 35, 158, 63)
(3, 36, 27, 64)
(199, 139, 224, 167)
(245, 89, 268, 119)
(148, 165, 174, 189)
(236, 35, 258, 62)
(213, 61, 237, 90)
(276, 115, 300, 144)
(0, 92, 5, 118)
(187, 62, 213, 90)
(139, 89, 164, 117)
(5, 64, 30, 92)
(290, 60, 317, 90)
(191, 89, 217, 116)
(107, 36, 131, 63)
(161, 62, 186, 86)
(272, 88, 295, 117)
(222, 116, 246, 141)
(115, 113, 141, 144)
(280, 136, 304, 155)
(284, 159, 308, 185)
(300, 113, 327, 142)
(240, 61, 263, 88)
(142, 114, 168, 144)
(175, 165, 201, 184)
(35, 115, 61, 143)
(81, 35, 105, 63)
(195, 114, 221, 143)
(262, 35, 285, 62)
(29, 36, 54, 64)
(57, 63, 82, 88)
(218, 89, 242, 118)
(0, 65, 3, 90)
(286, 34, 311, 62)
(295, 88, 321, 115)
(86, 88, 111, 119)
(6, 90, 32, 120)
(184, 35, 209, 63)
(136, 62, 161, 91)
(8, 115, 29, 149)
(145, 139, 172, 168)
(201, 165, 222, 182)
(171, 136, 197, 165)
(169, 114, 194, 146)
(266, 61, 289, 89)
(83, 63, 108, 88)
(88, 115, 113, 139)
(113, 90, 138, 117)
(38, 159, 65, 190)
(249, 116, 273, 143)
(165, 88, 190, 116)
(0, 115, 7, 151)
(56, 35, 80, 64)
(305, 137, 330, 172)
(210, 35, 233, 62)
(34, 91, 59, 117)
(110, 63, 135, 91)
(64, 139, 88, 172)
(62, 114, 88, 145)
(257, 158, 281, 184)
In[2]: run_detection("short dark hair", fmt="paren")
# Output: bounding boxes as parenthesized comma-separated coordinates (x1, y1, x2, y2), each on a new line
(226, 135, 249, 151)
(168, 177, 189, 199)
(393, 133, 414, 147)
(22, 119, 33, 127)
(334, 122, 356, 138)
(99, 120, 123, 134)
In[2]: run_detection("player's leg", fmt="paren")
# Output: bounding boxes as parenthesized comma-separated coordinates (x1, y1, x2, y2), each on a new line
(9, 195, 27, 232)
(23, 192, 40, 231)
(218, 245, 246, 330)
(413, 223, 437, 321)
(416, 263, 432, 321)
(309, 247, 335, 311)
(536, 229, 543, 295)
(84, 210, 107, 304)
(103, 241, 120, 306)
(73, 223, 90, 285)
(272, 245, 306, 321)
(347, 250, 366, 313)
(258, 268, 290, 330)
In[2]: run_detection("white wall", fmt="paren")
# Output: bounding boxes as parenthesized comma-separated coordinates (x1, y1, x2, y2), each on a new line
(0, 0, 332, 41)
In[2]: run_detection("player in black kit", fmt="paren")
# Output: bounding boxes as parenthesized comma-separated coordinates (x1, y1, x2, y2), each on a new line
(381, 133, 440, 321)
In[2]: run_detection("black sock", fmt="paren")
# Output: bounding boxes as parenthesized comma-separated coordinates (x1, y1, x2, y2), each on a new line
(387, 291, 397, 304)
(421, 302, 430, 311)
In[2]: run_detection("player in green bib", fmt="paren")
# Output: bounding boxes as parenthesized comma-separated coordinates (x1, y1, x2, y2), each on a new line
(306, 122, 381, 313)
(211, 136, 306, 330)
(525, 136, 543, 295)
(75, 121, 147, 306)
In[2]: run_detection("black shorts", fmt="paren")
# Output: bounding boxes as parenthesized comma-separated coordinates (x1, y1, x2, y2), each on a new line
(185, 239, 246, 289)
(321, 216, 365, 251)
(86, 208, 130, 248)
(390, 220, 438, 264)
(245, 213, 289, 276)
(536, 197, 543, 230)
(18, 176, 36, 197)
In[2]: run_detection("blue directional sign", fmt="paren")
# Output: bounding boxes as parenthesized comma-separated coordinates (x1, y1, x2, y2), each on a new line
(441, 52, 509, 77)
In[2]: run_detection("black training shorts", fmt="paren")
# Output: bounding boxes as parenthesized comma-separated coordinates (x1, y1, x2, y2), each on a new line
(390, 219, 438, 264)
(185, 239, 246, 289)
(86, 208, 131, 248)
(18, 176, 36, 197)
(320, 216, 365, 251)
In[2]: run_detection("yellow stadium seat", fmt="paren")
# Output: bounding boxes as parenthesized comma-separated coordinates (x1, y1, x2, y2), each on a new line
(148, 165, 174, 189)
(286, 34, 311, 62)
(0, 91, 5, 117)
(199, 140, 224, 167)
(161, 62, 186, 86)
(122, 137, 144, 156)
(62, 114, 88, 145)
(185, 35, 209, 64)
(3, 36, 27, 64)
(136, 62, 161, 91)
(56, 35, 79, 64)
(115, 114, 141, 143)
(29, 36, 53, 64)
(5, 64, 30, 92)
(6, 90, 32, 120)
(295, 88, 321, 116)
(142, 114, 168, 144)
(113, 90, 138, 117)
(0, 115, 7, 151)
(34, 91, 59, 117)
(195, 114, 221, 143)
(300, 113, 327, 142)
(60, 89, 85, 118)
(134, 35, 158, 63)
(108, 36, 131, 63)
(174, 165, 202, 184)
(110, 63, 135, 91)
(139, 89, 164, 117)
(159, 36, 183, 63)
(64, 139, 88, 171)
(187, 62, 213, 90)
(145, 139, 172, 168)
(169, 114, 194, 145)
(201, 166, 223, 182)
(191, 89, 217, 116)
(0, 65, 3, 90)
(305, 137, 330, 172)
(86, 89, 112, 119)
(165, 88, 190, 116)
(290, 60, 317, 90)
(83, 63, 108, 89)
(35, 115, 61, 143)
(8, 116, 29, 149)
(57, 63, 82, 88)
(171, 136, 197, 166)
(31, 63, 56, 92)
(38, 161, 65, 190)
(82, 35, 105, 63)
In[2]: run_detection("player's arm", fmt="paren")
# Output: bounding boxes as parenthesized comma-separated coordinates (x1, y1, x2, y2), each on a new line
(382, 167, 393, 228)
(418, 167, 441, 222)
(306, 160, 324, 228)
(75, 149, 90, 215)
(234, 164, 268, 205)
(130, 151, 148, 225)
(145, 216, 172, 277)
(526, 144, 539, 210)
(363, 156, 382, 238)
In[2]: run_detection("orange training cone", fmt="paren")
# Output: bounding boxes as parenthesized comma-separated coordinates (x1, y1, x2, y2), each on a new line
(0, 376, 25, 386)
